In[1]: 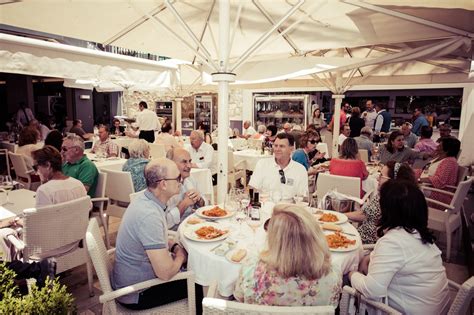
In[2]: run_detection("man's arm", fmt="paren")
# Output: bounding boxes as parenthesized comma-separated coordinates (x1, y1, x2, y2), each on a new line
(146, 247, 186, 281)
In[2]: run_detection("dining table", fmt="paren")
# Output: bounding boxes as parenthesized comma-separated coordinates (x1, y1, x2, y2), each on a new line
(177, 201, 363, 297)
(233, 149, 273, 172)
(0, 189, 36, 226)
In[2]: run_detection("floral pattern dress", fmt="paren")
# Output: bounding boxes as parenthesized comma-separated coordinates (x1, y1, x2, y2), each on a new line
(233, 257, 342, 307)
(357, 194, 380, 244)
(122, 158, 149, 192)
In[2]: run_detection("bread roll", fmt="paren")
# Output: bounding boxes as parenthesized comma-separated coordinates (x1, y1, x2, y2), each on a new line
(322, 223, 342, 232)
(187, 217, 202, 225)
(231, 249, 247, 262)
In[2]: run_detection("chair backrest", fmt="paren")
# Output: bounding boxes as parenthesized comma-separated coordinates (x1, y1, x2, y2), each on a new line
(22, 196, 92, 259)
(86, 219, 115, 302)
(94, 172, 107, 198)
(8, 152, 30, 179)
(149, 143, 166, 159)
(101, 169, 135, 203)
(227, 150, 236, 171)
(456, 166, 468, 185)
(450, 178, 472, 214)
(0, 149, 11, 177)
(248, 138, 263, 150)
(3, 142, 17, 153)
(202, 297, 334, 314)
(316, 173, 361, 202)
(340, 286, 402, 315)
(448, 277, 474, 315)
(358, 149, 369, 163)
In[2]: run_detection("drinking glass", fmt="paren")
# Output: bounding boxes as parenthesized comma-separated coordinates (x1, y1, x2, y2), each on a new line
(1, 175, 14, 205)
(246, 210, 262, 251)
(271, 189, 282, 204)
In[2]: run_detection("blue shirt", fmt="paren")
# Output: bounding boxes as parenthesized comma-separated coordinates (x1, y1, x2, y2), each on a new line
(412, 116, 429, 136)
(112, 190, 168, 304)
(292, 149, 310, 170)
(122, 158, 149, 192)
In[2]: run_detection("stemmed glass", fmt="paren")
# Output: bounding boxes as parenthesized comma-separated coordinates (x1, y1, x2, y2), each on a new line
(246, 208, 262, 251)
(271, 189, 282, 204)
(235, 190, 250, 239)
(0, 175, 14, 205)
(371, 143, 381, 165)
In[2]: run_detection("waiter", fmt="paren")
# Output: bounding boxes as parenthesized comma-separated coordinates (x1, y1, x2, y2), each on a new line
(136, 101, 161, 143)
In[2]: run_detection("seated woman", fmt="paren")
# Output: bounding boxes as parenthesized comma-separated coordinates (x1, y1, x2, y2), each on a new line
(264, 125, 278, 147)
(234, 204, 341, 307)
(154, 122, 180, 152)
(414, 125, 437, 154)
(418, 137, 460, 205)
(379, 130, 427, 164)
(329, 138, 368, 197)
(349, 180, 450, 314)
(292, 130, 325, 176)
(16, 126, 42, 169)
(122, 139, 150, 192)
(251, 125, 266, 140)
(32, 146, 87, 207)
(346, 161, 416, 244)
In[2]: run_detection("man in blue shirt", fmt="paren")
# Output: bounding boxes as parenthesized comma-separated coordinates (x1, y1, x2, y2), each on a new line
(412, 107, 429, 136)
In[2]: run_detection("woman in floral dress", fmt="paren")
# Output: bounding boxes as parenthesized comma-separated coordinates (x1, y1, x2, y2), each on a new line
(234, 204, 341, 307)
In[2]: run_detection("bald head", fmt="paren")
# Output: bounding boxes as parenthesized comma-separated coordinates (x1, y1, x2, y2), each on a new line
(144, 158, 181, 201)
(167, 147, 192, 179)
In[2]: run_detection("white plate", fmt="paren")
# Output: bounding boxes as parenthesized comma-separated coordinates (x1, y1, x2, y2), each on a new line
(183, 222, 230, 243)
(313, 209, 348, 224)
(195, 205, 234, 220)
(324, 231, 360, 252)
(225, 248, 249, 264)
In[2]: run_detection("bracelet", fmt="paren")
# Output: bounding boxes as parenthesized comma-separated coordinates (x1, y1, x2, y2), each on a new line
(170, 243, 180, 253)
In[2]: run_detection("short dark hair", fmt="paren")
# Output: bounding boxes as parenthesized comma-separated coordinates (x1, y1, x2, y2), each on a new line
(340, 138, 358, 159)
(73, 119, 81, 126)
(384, 161, 416, 182)
(99, 124, 109, 133)
(299, 130, 319, 148)
(266, 125, 278, 137)
(420, 125, 433, 139)
(375, 103, 385, 110)
(440, 137, 460, 157)
(18, 127, 38, 146)
(275, 132, 294, 146)
(386, 130, 403, 153)
(44, 130, 64, 152)
(32, 145, 63, 173)
(161, 122, 173, 133)
(378, 180, 434, 244)
(139, 101, 148, 109)
(351, 107, 361, 118)
(112, 118, 120, 124)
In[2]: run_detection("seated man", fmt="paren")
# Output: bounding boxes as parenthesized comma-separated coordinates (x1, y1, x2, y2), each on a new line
(110, 118, 125, 136)
(112, 158, 200, 311)
(249, 133, 308, 200)
(61, 134, 98, 197)
(338, 124, 351, 145)
(239, 120, 256, 139)
(185, 130, 214, 172)
(166, 148, 207, 230)
(354, 126, 374, 158)
(91, 125, 119, 158)
(69, 119, 93, 140)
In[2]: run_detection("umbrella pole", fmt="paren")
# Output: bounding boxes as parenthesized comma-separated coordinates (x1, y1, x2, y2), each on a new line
(331, 94, 345, 158)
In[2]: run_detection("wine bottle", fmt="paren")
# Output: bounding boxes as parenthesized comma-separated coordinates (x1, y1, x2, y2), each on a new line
(250, 192, 261, 220)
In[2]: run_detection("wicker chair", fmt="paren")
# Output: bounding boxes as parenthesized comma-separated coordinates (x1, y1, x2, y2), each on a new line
(202, 281, 335, 315)
(8, 152, 40, 191)
(339, 286, 402, 315)
(86, 218, 196, 315)
(447, 277, 474, 315)
(8, 196, 94, 296)
(90, 171, 110, 248)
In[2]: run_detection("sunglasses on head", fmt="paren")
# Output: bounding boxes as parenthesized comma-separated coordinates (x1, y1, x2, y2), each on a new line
(279, 169, 286, 184)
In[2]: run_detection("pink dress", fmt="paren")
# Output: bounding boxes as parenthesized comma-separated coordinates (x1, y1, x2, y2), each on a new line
(427, 157, 458, 205)
(329, 158, 369, 197)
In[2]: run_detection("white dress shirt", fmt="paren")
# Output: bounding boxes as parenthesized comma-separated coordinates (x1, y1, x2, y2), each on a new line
(338, 133, 347, 145)
(185, 142, 215, 172)
(136, 109, 161, 131)
(362, 109, 378, 129)
(351, 228, 450, 315)
(243, 126, 256, 136)
(249, 158, 308, 200)
(166, 177, 209, 229)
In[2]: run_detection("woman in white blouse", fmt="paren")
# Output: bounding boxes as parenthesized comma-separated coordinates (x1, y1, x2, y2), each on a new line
(349, 180, 449, 314)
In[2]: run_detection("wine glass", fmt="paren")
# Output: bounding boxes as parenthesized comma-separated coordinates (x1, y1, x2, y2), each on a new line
(1, 175, 14, 205)
(271, 189, 282, 204)
(246, 209, 263, 251)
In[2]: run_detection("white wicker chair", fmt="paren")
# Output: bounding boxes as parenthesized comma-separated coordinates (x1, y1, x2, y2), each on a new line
(447, 277, 474, 315)
(149, 143, 167, 159)
(227, 150, 246, 189)
(421, 178, 472, 261)
(90, 171, 110, 248)
(86, 218, 196, 315)
(8, 152, 40, 191)
(203, 281, 334, 315)
(339, 285, 402, 315)
(358, 149, 369, 163)
(0, 148, 11, 177)
(315, 173, 361, 203)
(8, 196, 94, 296)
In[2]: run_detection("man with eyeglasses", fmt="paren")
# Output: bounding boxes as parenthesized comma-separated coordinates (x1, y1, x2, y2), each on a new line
(61, 134, 98, 197)
(113, 158, 202, 312)
(166, 148, 207, 230)
(249, 133, 308, 200)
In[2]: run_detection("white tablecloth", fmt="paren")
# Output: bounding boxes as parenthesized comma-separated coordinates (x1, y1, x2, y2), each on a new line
(111, 136, 135, 148)
(178, 202, 362, 297)
(86, 152, 127, 171)
(316, 143, 330, 159)
(233, 149, 273, 172)
(229, 138, 248, 151)
(190, 168, 213, 200)
(0, 189, 36, 216)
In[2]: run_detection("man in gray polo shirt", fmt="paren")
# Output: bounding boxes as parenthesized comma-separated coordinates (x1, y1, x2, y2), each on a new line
(112, 158, 189, 310)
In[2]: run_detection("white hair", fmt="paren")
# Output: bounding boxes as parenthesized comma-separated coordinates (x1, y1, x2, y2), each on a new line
(128, 139, 150, 158)
(257, 125, 267, 133)
(191, 130, 205, 141)
(64, 134, 85, 151)
(291, 125, 302, 131)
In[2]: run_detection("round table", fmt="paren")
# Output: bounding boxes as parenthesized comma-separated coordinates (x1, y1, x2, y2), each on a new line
(177, 202, 363, 297)
(233, 149, 273, 172)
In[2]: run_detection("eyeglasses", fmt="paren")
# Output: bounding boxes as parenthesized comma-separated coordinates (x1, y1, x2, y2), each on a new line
(61, 145, 79, 152)
(159, 175, 182, 183)
(309, 139, 318, 144)
(279, 169, 286, 184)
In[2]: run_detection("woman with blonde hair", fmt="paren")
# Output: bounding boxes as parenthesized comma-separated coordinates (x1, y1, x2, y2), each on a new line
(234, 205, 341, 306)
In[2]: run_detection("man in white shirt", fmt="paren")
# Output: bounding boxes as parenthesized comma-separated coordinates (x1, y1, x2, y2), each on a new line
(16, 102, 35, 127)
(338, 124, 351, 145)
(136, 101, 161, 143)
(166, 148, 208, 230)
(362, 99, 378, 130)
(240, 121, 256, 139)
(185, 130, 214, 171)
(249, 133, 308, 200)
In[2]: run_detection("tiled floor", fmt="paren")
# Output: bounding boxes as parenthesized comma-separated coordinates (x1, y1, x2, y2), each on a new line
(66, 191, 474, 314)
